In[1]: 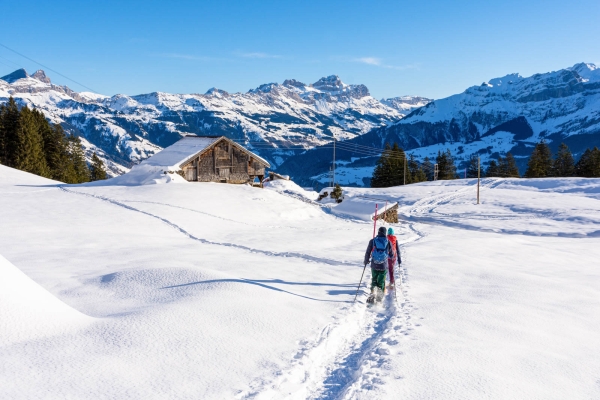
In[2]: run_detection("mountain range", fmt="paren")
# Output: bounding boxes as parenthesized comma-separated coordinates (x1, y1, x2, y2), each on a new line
(277, 62, 600, 186)
(0, 70, 429, 176)
(1, 63, 599, 186)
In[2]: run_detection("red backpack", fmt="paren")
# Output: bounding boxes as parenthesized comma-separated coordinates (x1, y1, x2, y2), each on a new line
(387, 234, 397, 260)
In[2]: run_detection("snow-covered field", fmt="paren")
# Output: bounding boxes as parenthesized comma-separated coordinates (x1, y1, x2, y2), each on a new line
(1, 165, 600, 399)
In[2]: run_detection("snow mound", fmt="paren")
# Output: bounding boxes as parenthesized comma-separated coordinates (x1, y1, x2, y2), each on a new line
(331, 195, 397, 221)
(87, 164, 188, 186)
(0, 254, 93, 345)
(263, 179, 319, 201)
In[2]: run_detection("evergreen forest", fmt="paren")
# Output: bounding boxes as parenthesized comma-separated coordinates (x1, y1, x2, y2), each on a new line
(0, 97, 106, 183)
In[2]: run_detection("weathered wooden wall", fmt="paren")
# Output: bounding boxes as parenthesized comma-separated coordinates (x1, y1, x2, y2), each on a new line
(181, 139, 268, 184)
(373, 204, 399, 223)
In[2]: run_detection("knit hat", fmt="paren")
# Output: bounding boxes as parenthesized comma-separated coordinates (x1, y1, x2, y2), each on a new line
(378, 226, 387, 235)
(387, 227, 394, 235)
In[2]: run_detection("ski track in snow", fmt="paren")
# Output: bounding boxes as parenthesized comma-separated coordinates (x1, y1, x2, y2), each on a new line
(59, 187, 357, 267)
(406, 178, 503, 217)
(121, 199, 348, 232)
(236, 222, 424, 400)
(400, 179, 600, 238)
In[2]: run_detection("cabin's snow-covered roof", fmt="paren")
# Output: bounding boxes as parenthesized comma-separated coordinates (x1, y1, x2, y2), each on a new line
(139, 135, 270, 170)
(139, 136, 221, 169)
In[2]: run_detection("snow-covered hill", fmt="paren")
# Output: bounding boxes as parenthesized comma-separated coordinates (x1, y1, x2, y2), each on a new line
(279, 62, 600, 186)
(0, 69, 430, 175)
(1, 165, 599, 399)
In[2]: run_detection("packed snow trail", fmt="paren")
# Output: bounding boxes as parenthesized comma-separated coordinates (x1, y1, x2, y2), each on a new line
(238, 223, 424, 400)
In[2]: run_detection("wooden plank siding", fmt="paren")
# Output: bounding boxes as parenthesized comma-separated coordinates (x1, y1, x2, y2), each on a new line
(180, 137, 268, 184)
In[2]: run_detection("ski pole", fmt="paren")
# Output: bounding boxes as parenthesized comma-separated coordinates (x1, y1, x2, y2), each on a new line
(353, 263, 368, 302)
(354, 204, 379, 303)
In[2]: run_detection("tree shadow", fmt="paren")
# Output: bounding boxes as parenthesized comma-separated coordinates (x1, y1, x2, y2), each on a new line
(161, 278, 354, 303)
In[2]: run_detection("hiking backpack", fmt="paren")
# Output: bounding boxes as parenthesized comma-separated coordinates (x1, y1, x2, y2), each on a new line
(387, 234, 397, 261)
(371, 236, 389, 264)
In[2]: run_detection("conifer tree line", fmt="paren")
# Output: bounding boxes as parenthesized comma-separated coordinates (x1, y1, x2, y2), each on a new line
(371, 143, 457, 187)
(370, 140, 600, 188)
(0, 97, 107, 183)
(524, 141, 600, 178)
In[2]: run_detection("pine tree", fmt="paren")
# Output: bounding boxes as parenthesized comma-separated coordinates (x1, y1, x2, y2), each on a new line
(371, 143, 405, 187)
(34, 109, 64, 179)
(466, 154, 479, 178)
(575, 147, 600, 177)
(66, 134, 90, 183)
(485, 160, 500, 177)
(590, 148, 600, 177)
(0, 103, 5, 165)
(552, 143, 575, 177)
(525, 140, 553, 178)
(497, 153, 520, 178)
(422, 156, 434, 181)
(575, 148, 593, 177)
(90, 152, 108, 181)
(371, 143, 392, 187)
(15, 106, 50, 177)
(408, 154, 427, 183)
(436, 149, 457, 180)
(389, 143, 406, 186)
(1, 97, 21, 167)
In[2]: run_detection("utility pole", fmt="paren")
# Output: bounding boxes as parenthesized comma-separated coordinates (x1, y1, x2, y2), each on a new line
(477, 157, 480, 204)
(332, 133, 336, 187)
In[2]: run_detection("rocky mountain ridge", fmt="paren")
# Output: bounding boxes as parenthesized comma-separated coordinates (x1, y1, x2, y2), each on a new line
(0, 69, 430, 176)
(277, 63, 600, 187)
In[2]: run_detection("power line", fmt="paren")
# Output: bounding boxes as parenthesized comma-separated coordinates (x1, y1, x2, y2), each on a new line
(0, 42, 97, 93)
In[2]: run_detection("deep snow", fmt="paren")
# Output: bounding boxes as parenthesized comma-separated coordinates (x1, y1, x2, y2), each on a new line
(1, 165, 600, 399)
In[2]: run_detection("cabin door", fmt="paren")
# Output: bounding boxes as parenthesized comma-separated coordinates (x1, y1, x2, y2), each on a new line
(219, 167, 230, 180)
(185, 163, 197, 181)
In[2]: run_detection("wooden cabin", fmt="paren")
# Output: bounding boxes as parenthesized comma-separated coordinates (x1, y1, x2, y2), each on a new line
(142, 135, 270, 184)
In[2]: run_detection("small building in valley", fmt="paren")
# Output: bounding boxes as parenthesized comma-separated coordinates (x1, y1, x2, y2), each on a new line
(142, 135, 270, 184)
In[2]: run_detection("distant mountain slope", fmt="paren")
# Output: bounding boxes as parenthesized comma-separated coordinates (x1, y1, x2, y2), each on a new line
(0, 69, 430, 175)
(278, 63, 600, 187)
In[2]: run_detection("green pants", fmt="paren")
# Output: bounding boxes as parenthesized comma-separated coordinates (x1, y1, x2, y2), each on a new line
(371, 268, 387, 292)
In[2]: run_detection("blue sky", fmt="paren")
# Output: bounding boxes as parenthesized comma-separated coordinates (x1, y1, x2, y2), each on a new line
(0, 0, 598, 99)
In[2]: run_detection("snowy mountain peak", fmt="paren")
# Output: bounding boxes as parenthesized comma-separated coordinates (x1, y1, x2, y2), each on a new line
(569, 62, 600, 82)
(205, 87, 229, 96)
(312, 75, 346, 92)
(0, 68, 29, 83)
(282, 79, 306, 89)
(249, 82, 279, 94)
(31, 70, 51, 84)
(0, 68, 52, 84)
(486, 73, 523, 87)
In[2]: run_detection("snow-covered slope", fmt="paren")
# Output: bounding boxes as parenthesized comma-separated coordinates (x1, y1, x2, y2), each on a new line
(279, 62, 600, 186)
(0, 69, 430, 174)
(1, 164, 599, 399)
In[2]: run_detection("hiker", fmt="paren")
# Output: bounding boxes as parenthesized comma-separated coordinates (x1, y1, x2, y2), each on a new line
(364, 226, 394, 303)
(387, 227, 401, 288)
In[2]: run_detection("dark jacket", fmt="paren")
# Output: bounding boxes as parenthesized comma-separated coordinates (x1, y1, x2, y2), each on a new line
(364, 232, 394, 271)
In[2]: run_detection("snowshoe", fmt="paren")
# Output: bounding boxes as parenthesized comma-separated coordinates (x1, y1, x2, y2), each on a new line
(366, 294, 376, 304)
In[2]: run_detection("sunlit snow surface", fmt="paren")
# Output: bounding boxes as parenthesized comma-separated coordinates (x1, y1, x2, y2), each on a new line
(1, 165, 599, 399)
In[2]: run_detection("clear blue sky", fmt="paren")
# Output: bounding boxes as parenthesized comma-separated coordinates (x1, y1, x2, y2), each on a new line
(1, 0, 598, 99)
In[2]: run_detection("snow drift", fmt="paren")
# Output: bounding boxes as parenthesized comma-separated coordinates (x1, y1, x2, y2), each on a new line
(0, 253, 92, 345)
